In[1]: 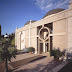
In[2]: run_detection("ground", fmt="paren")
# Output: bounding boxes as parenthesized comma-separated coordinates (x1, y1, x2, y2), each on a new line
(0, 61, 10, 72)
(0, 53, 64, 72)
(8, 53, 62, 72)
(58, 62, 72, 72)
(0, 62, 5, 72)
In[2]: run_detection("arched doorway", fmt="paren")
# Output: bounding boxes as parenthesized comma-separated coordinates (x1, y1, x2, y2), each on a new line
(19, 31, 25, 50)
(38, 25, 50, 53)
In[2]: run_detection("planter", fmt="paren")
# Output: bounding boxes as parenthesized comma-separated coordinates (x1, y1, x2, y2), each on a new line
(29, 52, 32, 54)
(28, 47, 35, 53)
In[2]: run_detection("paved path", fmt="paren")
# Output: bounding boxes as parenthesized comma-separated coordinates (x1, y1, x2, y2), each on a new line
(9, 55, 45, 68)
(9, 53, 66, 72)
(10, 53, 58, 72)
(10, 53, 38, 62)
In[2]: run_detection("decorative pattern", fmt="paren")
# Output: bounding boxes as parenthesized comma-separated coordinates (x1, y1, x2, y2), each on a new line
(38, 25, 50, 42)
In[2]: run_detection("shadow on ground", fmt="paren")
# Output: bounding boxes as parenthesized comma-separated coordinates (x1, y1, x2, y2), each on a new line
(11, 60, 62, 72)
(9, 55, 46, 68)
(9, 55, 47, 72)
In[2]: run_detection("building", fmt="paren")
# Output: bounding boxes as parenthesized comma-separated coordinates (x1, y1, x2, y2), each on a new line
(15, 0, 72, 54)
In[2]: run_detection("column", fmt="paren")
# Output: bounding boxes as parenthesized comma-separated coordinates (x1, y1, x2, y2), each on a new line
(29, 20, 31, 47)
(43, 42, 46, 52)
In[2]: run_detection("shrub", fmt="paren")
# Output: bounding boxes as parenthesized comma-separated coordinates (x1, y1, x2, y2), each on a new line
(28, 47, 35, 53)
(51, 49, 63, 59)
(11, 37, 15, 46)
(0, 45, 17, 62)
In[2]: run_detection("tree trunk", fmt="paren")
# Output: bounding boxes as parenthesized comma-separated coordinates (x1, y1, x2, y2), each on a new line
(5, 57, 8, 72)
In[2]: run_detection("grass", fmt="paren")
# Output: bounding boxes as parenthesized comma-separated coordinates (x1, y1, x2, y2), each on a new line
(58, 62, 72, 72)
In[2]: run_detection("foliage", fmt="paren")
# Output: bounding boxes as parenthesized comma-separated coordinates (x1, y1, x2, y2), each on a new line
(0, 43, 17, 62)
(28, 47, 35, 53)
(0, 33, 15, 72)
(0, 37, 11, 45)
(0, 37, 6, 43)
(0, 57, 2, 62)
(51, 49, 63, 59)
(11, 36, 15, 46)
(0, 35, 15, 46)
(9, 34, 14, 42)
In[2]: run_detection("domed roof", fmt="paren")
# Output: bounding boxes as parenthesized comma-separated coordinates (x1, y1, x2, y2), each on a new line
(43, 8, 65, 18)
(24, 20, 36, 26)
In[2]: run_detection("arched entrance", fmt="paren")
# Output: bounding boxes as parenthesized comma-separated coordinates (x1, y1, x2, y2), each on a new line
(38, 25, 50, 53)
(19, 31, 25, 50)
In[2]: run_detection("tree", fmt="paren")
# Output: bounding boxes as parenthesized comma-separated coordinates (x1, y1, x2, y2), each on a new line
(11, 36, 15, 46)
(0, 37, 6, 43)
(0, 40, 17, 72)
(9, 33, 15, 42)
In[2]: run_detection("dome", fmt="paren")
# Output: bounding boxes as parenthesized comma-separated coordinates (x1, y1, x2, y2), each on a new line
(43, 8, 65, 18)
(24, 20, 36, 26)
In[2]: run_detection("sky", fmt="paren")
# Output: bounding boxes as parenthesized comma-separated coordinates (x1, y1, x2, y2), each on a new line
(0, 0, 70, 35)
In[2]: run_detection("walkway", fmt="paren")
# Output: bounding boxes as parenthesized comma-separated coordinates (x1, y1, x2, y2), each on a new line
(8, 53, 69, 72)
(9, 53, 60, 72)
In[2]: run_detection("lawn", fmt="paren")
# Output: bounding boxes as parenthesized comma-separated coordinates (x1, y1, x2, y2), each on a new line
(58, 62, 72, 72)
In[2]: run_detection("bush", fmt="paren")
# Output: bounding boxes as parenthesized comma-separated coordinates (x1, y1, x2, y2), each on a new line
(51, 49, 63, 59)
(11, 37, 15, 46)
(28, 47, 35, 53)
(0, 45, 17, 62)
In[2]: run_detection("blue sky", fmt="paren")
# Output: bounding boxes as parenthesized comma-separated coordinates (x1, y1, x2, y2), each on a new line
(0, 0, 70, 35)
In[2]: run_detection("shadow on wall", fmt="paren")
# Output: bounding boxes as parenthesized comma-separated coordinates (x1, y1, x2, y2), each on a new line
(53, 47, 67, 53)
(53, 47, 72, 55)
(53, 47, 67, 51)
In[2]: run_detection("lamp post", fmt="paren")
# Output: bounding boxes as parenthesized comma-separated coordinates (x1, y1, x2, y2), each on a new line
(4, 34, 9, 72)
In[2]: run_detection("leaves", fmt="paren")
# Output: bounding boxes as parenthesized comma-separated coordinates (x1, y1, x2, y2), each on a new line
(11, 37, 15, 46)
(0, 44, 17, 62)
(28, 47, 35, 53)
(51, 49, 63, 59)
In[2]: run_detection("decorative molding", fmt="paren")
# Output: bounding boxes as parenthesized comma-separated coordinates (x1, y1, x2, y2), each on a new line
(50, 32, 66, 36)
(38, 26, 50, 42)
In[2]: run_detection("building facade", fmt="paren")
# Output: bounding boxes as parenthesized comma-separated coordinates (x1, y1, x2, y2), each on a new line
(15, 0, 72, 54)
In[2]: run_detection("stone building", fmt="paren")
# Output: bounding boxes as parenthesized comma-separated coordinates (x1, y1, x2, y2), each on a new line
(15, 0, 72, 54)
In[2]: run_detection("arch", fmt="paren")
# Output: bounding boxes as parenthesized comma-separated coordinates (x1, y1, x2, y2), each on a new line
(38, 26, 50, 42)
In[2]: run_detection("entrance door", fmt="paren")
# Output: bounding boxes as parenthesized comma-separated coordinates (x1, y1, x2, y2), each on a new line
(40, 43, 43, 53)
(40, 43, 49, 53)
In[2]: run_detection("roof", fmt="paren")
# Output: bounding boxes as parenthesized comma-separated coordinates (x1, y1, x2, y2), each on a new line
(24, 20, 36, 26)
(43, 8, 65, 18)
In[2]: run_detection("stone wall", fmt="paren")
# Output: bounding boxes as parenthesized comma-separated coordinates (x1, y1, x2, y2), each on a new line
(53, 19, 67, 51)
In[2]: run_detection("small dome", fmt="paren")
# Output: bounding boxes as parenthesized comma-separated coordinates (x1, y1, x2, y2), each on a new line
(43, 8, 65, 18)
(24, 20, 36, 26)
